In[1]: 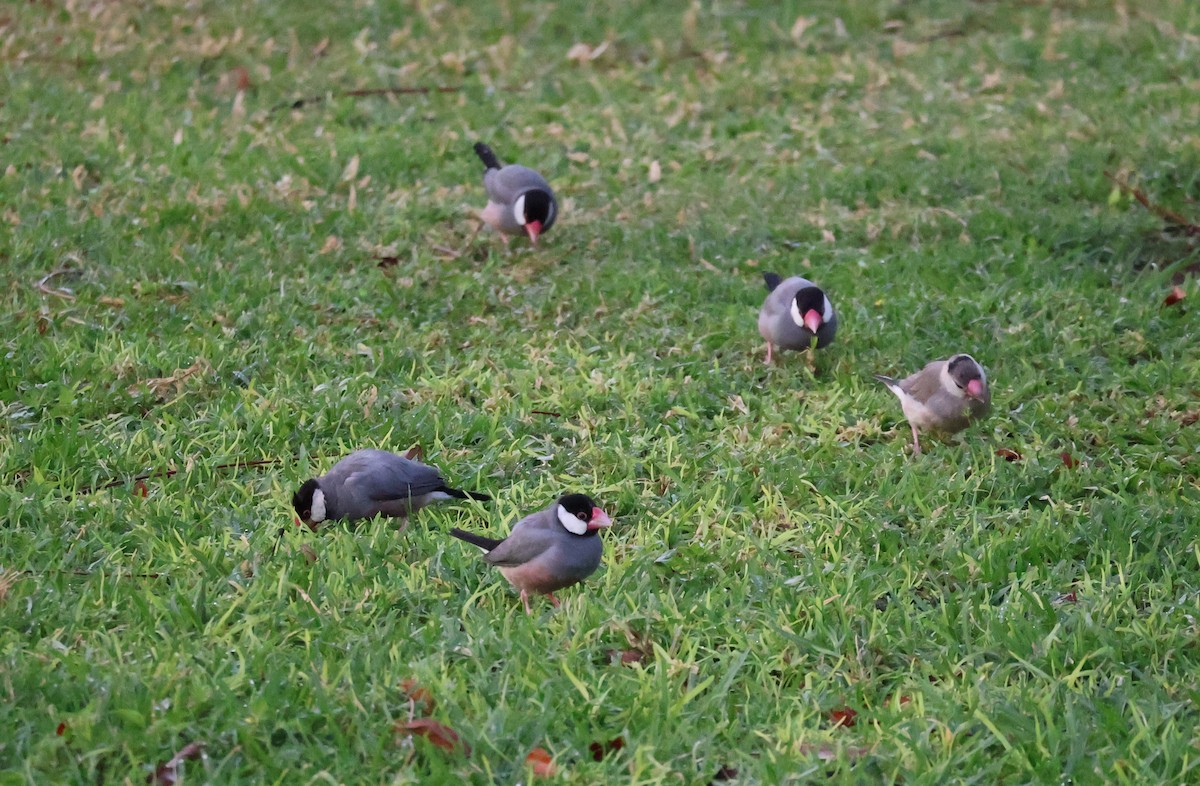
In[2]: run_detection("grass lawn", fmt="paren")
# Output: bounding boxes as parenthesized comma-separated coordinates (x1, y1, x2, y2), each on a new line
(3, 0, 1200, 782)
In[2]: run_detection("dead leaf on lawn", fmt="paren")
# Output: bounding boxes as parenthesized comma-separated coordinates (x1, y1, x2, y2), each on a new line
(525, 747, 557, 777)
(397, 718, 470, 755)
(146, 741, 204, 785)
(995, 448, 1023, 462)
(790, 16, 815, 41)
(127, 359, 210, 400)
(1163, 285, 1186, 308)
(588, 736, 624, 761)
(400, 678, 435, 713)
(828, 706, 858, 728)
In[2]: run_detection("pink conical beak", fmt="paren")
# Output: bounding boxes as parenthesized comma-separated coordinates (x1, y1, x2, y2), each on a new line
(525, 220, 542, 245)
(588, 507, 613, 529)
(803, 309, 822, 335)
(966, 379, 985, 400)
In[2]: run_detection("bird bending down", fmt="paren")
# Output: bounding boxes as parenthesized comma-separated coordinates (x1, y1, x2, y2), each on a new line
(292, 449, 490, 529)
(875, 354, 991, 455)
(757, 272, 837, 365)
(451, 493, 612, 613)
(474, 142, 557, 246)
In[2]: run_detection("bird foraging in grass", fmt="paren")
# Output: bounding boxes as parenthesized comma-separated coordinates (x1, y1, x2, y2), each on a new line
(474, 142, 557, 247)
(451, 493, 612, 613)
(757, 272, 837, 365)
(292, 449, 490, 529)
(875, 354, 991, 455)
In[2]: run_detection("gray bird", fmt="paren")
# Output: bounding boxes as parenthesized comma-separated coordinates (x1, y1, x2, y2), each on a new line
(875, 354, 991, 455)
(450, 493, 612, 613)
(758, 272, 837, 365)
(292, 449, 490, 529)
(474, 142, 557, 246)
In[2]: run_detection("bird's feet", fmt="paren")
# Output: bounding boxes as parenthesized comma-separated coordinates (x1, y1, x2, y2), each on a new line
(546, 593, 560, 608)
(520, 590, 533, 615)
(910, 424, 922, 456)
(764, 342, 774, 366)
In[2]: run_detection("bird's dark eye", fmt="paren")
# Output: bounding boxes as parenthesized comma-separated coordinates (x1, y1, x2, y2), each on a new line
(576, 511, 588, 521)
(302, 509, 311, 518)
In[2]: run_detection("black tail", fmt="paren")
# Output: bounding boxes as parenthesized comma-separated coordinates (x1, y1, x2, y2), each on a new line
(763, 272, 783, 291)
(474, 142, 501, 170)
(439, 485, 492, 503)
(450, 528, 504, 552)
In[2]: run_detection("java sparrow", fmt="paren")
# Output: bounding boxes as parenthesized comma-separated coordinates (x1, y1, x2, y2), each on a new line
(450, 493, 612, 613)
(474, 142, 557, 246)
(292, 449, 490, 529)
(758, 272, 837, 365)
(875, 354, 991, 455)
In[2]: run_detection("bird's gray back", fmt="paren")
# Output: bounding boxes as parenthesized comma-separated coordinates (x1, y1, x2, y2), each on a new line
(484, 165, 552, 205)
(321, 450, 446, 518)
(484, 505, 603, 580)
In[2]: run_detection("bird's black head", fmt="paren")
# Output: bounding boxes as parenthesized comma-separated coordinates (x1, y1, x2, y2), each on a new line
(793, 286, 827, 318)
(555, 493, 613, 536)
(293, 478, 319, 520)
(947, 354, 987, 400)
(790, 285, 831, 340)
(559, 493, 596, 519)
(519, 188, 557, 232)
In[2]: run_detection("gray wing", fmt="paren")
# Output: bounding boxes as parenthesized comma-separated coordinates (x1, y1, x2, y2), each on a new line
(899, 361, 948, 404)
(327, 449, 447, 502)
(483, 507, 560, 567)
(483, 164, 552, 205)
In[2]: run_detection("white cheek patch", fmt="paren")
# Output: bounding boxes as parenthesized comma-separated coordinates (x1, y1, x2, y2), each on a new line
(513, 194, 527, 226)
(545, 199, 555, 226)
(310, 488, 327, 523)
(557, 504, 587, 535)
(939, 364, 966, 399)
(822, 296, 834, 322)
(789, 299, 804, 328)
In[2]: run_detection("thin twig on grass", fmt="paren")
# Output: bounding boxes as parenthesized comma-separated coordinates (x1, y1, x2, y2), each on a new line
(277, 85, 463, 112)
(35, 268, 79, 301)
(72, 457, 286, 496)
(1105, 171, 1200, 238)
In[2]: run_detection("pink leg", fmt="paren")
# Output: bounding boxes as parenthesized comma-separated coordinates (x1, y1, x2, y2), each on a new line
(911, 423, 922, 456)
(546, 593, 560, 608)
(765, 342, 774, 365)
(520, 590, 532, 615)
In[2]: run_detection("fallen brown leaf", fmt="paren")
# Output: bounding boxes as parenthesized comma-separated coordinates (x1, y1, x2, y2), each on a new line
(829, 707, 857, 728)
(525, 747, 557, 777)
(1164, 285, 1186, 308)
(400, 678, 435, 713)
(397, 718, 469, 755)
(995, 448, 1023, 462)
(1060, 452, 1079, 469)
(709, 765, 738, 783)
(608, 649, 647, 666)
(146, 741, 204, 785)
(588, 736, 624, 761)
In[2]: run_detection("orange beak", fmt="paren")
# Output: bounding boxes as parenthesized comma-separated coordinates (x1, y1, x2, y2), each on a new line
(525, 220, 542, 245)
